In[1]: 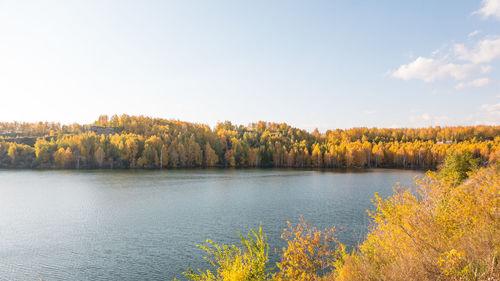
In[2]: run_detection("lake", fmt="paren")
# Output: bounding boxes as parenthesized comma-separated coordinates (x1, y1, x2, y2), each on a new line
(0, 169, 423, 280)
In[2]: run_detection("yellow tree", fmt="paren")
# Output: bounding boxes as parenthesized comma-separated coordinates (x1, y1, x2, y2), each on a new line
(204, 143, 218, 167)
(7, 143, 17, 165)
(311, 143, 323, 168)
(125, 136, 139, 168)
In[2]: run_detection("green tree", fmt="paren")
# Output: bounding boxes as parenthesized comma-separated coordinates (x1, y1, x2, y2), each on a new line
(439, 151, 480, 184)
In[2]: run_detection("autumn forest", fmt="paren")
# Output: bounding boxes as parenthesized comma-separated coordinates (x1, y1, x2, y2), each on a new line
(0, 114, 498, 170)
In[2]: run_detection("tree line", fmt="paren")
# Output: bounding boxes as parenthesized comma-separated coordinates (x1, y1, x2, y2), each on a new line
(0, 114, 498, 169)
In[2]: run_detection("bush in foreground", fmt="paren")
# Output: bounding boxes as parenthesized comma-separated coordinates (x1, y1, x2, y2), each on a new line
(335, 165, 500, 280)
(183, 226, 272, 281)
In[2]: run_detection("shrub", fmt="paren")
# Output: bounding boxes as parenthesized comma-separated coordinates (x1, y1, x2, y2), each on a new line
(439, 151, 480, 184)
(274, 217, 345, 281)
(335, 166, 500, 281)
(184, 225, 272, 281)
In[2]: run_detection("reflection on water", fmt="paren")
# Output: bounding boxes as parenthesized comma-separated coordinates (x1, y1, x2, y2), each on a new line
(0, 169, 423, 280)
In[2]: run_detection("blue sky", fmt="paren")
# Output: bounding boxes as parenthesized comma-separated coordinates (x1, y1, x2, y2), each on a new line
(0, 0, 499, 131)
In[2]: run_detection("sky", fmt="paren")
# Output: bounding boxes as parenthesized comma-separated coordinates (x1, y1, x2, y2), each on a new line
(0, 0, 499, 131)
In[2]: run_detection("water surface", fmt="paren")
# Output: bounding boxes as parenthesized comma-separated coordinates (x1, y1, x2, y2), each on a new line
(0, 169, 423, 280)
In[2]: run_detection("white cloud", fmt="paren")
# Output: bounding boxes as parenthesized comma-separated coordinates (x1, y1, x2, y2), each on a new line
(456, 77, 491, 89)
(431, 44, 449, 57)
(409, 113, 450, 126)
(470, 77, 491, 87)
(364, 110, 377, 115)
(454, 38, 500, 63)
(392, 3, 499, 89)
(474, 0, 500, 20)
(481, 102, 500, 112)
(467, 102, 500, 125)
(468, 30, 481, 37)
(392, 57, 475, 82)
(481, 65, 492, 73)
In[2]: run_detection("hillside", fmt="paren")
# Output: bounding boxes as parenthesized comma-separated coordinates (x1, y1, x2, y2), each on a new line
(0, 114, 499, 169)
